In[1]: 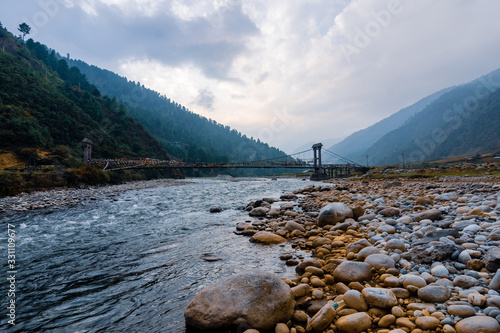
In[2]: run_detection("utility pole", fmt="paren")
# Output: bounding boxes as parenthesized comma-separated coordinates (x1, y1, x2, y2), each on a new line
(402, 151, 405, 169)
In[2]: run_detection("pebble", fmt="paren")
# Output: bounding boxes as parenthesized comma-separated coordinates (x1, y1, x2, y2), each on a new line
(415, 316, 440, 330)
(343, 290, 368, 311)
(335, 312, 372, 333)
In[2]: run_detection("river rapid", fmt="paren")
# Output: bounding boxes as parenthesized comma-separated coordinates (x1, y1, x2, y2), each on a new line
(0, 177, 315, 332)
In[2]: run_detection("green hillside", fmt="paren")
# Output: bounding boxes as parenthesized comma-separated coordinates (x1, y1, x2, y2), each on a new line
(327, 87, 453, 164)
(0, 25, 178, 195)
(0, 28, 168, 160)
(65, 58, 288, 164)
(366, 69, 500, 165)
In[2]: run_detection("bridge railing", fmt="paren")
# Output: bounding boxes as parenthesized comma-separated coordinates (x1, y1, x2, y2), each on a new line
(90, 158, 312, 170)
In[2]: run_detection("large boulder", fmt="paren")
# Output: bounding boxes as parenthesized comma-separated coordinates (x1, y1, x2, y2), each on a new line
(318, 203, 353, 227)
(185, 270, 295, 331)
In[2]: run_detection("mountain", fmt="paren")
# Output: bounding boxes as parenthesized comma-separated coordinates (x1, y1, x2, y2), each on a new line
(64, 59, 288, 165)
(0, 27, 168, 161)
(327, 87, 453, 163)
(366, 69, 500, 165)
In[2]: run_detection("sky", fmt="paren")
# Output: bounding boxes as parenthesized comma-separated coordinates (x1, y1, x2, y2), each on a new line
(1, 0, 500, 154)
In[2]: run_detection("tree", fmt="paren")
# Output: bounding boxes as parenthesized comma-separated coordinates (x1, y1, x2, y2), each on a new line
(18, 23, 31, 41)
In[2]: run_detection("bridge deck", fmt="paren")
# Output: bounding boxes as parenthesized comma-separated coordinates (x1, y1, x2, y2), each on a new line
(90, 158, 360, 171)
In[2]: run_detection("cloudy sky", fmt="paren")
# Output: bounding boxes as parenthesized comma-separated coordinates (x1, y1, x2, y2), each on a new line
(1, 0, 500, 153)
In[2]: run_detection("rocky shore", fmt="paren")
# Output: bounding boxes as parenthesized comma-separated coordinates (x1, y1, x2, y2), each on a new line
(186, 178, 500, 333)
(0, 179, 186, 213)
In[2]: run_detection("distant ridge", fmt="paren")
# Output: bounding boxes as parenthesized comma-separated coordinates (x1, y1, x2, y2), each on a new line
(365, 68, 500, 165)
(327, 87, 454, 164)
(327, 68, 500, 166)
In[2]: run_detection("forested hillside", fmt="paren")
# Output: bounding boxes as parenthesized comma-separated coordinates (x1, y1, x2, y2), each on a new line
(366, 71, 500, 165)
(0, 27, 168, 161)
(327, 87, 453, 163)
(65, 59, 287, 164)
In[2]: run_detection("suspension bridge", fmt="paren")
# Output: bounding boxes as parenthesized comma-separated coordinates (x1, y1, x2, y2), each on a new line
(84, 140, 369, 180)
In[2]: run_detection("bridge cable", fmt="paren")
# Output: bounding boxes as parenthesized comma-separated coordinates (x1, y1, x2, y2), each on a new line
(323, 149, 363, 167)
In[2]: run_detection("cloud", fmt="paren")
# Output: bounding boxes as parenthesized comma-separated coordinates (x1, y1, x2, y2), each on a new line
(194, 87, 215, 110)
(1, 0, 500, 153)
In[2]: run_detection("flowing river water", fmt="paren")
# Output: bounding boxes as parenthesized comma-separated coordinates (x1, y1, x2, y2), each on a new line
(0, 178, 315, 332)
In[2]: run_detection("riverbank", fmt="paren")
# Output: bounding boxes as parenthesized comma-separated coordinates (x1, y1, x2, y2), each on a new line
(0, 178, 187, 213)
(223, 177, 500, 332)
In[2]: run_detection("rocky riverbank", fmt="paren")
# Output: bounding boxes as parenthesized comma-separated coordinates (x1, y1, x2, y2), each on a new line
(188, 178, 500, 333)
(0, 178, 186, 213)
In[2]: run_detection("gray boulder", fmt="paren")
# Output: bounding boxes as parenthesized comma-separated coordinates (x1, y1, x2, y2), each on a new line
(184, 270, 294, 331)
(318, 203, 353, 227)
(410, 241, 455, 263)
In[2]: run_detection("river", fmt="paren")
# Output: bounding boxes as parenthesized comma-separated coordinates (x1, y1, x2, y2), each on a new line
(0, 177, 315, 332)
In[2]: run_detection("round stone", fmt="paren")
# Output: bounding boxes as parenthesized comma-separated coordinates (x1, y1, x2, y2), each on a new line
(378, 314, 396, 327)
(417, 284, 451, 302)
(403, 275, 427, 289)
(284, 221, 305, 232)
(318, 203, 353, 227)
(453, 275, 480, 288)
(385, 238, 407, 251)
(343, 290, 368, 312)
(431, 264, 450, 277)
(312, 289, 324, 300)
(362, 288, 398, 308)
(447, 305, 476, 317)
(293, 310, 308, 322)
(455, 316, 500, 333)
(251, 231, 287, 244)
(305, 266, 325, 277)
(365, 254, 396, 270)
(275, 323, 290, 333)
(415, 316, 440, 330)
(184, 270, 294, 331)
(333, 261, 372, 283)
(395, 317, 417, 330)
(335, 312, 372, 333)
(384, 276, 401, 287)
(392, 306, 405, 317)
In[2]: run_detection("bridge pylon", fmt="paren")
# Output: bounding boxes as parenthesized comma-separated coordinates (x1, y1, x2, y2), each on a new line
(311, 143, 329, 181)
